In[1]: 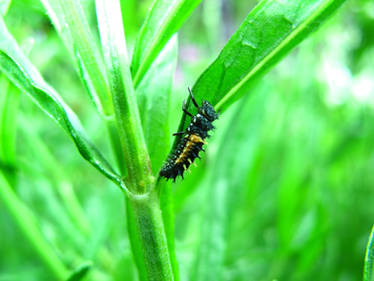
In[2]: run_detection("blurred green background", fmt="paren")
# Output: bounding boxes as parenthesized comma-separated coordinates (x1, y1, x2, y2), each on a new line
(1, 0, 374, 280)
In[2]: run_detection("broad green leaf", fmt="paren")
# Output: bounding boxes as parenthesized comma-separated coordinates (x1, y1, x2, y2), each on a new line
(0, 17, 122, 187)
(40, 0, 113, 117)
(190, 88, 268, 280)
(0, 172, 68, 280)
(0, 0, 11, 15)
(137, 36, 178, 174)
(131, 0, 202, 87)
(96, 0, 152, 192)
(176, 0, 346, 142)
(364, 225, 374, 281)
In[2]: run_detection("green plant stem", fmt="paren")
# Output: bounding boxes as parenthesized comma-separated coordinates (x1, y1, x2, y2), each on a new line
(105, 117, 127, 176)
(0, 172, 68, 280)
(126, 190, 174, 281)
(95, 1, 174, 279)
(96, 0, 153, 192)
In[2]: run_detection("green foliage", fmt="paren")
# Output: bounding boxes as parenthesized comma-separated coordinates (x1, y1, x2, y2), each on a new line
(41, 0, 113, 117)
(0, 17, 121, 186)
(176, 0, 346, 142)
(364, 226, 374, 281)
(0, 0, 371, 281)
(131, 0, 202, 87)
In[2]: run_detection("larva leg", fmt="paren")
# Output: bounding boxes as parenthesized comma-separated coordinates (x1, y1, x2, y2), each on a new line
(172, 131, 185, 136)
(182, 100, 193, 117)
(188, 87, 199, 108)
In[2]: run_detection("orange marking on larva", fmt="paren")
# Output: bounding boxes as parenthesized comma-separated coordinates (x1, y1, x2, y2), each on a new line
(175, 134, 204, 164)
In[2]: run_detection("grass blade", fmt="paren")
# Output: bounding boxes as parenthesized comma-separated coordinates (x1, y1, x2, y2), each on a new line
(131, 0, 201, 87)
(176, 0, 346, 139)
(364, 225, 374, 281)
(0, 17, 122, 187)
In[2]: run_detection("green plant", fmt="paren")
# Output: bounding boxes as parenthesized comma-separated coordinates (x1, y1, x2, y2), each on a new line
(363, 226, 374, 281)
(0, 0, 361, 280)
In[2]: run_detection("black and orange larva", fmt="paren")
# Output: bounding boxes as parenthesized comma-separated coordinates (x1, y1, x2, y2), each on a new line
(160, 88, 218, 181)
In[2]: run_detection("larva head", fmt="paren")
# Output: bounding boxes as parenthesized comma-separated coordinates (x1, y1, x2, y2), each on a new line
(199, 101, 218, 122)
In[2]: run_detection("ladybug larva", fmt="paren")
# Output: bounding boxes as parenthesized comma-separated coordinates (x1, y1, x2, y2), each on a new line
(160, 88, 219, 181)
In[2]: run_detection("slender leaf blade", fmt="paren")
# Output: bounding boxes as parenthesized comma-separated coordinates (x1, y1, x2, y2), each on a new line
(0, 17, 122, 186)
(131, 0, 201, 87)
(40, 0, 114, 117)
(0, 77, 19, 186)
(364, 225, 374, 281)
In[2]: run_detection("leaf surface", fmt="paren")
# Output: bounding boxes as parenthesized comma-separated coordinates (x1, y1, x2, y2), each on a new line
(0, 17, 122, 187)
(364, 225, 374, 281)
(40, 0, 113, 116)
(131, 0, 201, 87)
(175, 0, 346, 143)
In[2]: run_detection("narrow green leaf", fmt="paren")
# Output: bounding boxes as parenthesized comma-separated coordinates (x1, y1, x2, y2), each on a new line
(137, 36, 178, 174)
(0, 172, 68, 280)
(96, 0, 153, 192)
(40, 0, 114, 117)
(131, 0, 201, 87)
(176, 0, 346, 139)
(0, 17, 122, 187)
(364, 225, 374, 281)
(0, 76, 19, 170)
(41, 0, 127, 176)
